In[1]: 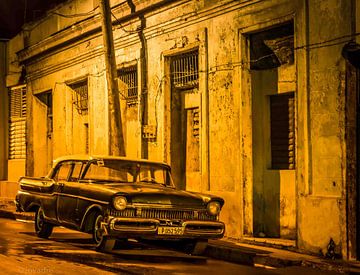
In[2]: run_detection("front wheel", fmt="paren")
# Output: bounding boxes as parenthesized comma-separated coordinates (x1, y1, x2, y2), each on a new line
(93, 213, 115, 252)
(35, 207, 53, 238)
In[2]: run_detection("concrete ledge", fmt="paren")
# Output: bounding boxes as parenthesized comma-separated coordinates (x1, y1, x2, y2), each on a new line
(206, 240, 302, 268)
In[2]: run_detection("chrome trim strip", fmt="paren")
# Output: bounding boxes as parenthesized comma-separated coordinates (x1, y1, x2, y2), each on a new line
(20, 189, 110, 205)
(54, 192, 109, 205)
(18, 190, 56, 197)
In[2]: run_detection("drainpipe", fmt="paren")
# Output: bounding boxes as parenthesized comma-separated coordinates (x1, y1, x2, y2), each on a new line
(126, 1, 148, 159)
(138, 15, 149, 159)
(304, 0, 312, 195)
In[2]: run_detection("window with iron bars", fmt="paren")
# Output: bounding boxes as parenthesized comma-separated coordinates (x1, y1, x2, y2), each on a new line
(9, 86, 27, 159)
(117, 66, 138, 105)
(171, 50, 199, 89)
(69, 80, 88, 115)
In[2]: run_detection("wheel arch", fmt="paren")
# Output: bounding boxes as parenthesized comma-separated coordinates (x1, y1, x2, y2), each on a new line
(26, 202, 41, 212)
(80, 204, 103, 233)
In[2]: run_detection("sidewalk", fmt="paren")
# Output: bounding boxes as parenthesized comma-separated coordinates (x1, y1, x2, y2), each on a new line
(205, 239, 360, 274)
(1, 198, 360, 274)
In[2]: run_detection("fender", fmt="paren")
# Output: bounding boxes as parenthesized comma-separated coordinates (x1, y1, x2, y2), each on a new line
(25, 201, 41, 212)
(80, 204, 104, 231)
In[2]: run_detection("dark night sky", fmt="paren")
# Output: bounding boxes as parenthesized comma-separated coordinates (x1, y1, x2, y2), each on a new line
(0, 0, 68, 39)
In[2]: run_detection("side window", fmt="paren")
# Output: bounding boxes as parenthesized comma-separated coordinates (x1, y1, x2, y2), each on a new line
(69, 162, 84, 182)
(54, 162, 72, 181)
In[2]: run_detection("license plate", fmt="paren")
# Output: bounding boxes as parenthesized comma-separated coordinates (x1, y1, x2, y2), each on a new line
(158, 226, 184, 235)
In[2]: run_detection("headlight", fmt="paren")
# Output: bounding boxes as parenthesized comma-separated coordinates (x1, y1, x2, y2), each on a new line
(207, 201, 221, 216)
(113, 196, 127, 210)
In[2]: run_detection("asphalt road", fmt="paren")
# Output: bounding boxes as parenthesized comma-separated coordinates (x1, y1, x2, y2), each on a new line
(0, 218, 340, 274)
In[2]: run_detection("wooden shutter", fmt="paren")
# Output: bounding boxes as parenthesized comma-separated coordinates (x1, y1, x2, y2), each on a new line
(270, 92, 295, 169)
(9, 86, 27, 159)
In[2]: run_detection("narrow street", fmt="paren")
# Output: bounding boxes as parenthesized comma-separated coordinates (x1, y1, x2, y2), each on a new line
(0, 218, 340, 274)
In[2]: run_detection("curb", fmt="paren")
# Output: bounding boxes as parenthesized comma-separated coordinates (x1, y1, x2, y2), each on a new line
(205, 242, 302, 268)
(0, 209, 34, 221)
(204, 243, 256, 266)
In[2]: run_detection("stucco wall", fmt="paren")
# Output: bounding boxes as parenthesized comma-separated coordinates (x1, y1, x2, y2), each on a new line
(295, 0, 350, 256)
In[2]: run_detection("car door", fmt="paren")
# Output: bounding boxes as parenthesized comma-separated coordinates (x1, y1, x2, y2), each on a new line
(56, 161, 84, 228)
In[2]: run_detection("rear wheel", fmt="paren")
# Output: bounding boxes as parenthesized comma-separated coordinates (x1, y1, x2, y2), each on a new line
(35, 207, 53, 238)
(93, 212, 115, 252)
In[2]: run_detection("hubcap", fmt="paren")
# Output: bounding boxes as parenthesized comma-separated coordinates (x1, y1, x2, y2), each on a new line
(36, 209, 44, 230)
(94, 215, 104, 244)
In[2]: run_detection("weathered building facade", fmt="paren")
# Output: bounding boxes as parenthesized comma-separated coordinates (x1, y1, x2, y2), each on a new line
(2, 0, 360, 260)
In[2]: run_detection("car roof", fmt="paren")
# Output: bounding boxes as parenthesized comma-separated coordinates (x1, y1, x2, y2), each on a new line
(53, 155, 170, 168)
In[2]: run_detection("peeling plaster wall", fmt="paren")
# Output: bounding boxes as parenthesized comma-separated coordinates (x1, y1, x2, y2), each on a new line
(295, 0, 350, 256)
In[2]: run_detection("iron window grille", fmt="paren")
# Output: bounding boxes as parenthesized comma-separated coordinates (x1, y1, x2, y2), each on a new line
(117, 66, 138, 106)
(9, 86, 27, 159)
(171, 50, 199, 89)
(69, 80, 88, 114)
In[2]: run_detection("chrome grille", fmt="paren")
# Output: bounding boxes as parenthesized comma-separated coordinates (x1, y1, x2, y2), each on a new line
(109, 208, 217, 221)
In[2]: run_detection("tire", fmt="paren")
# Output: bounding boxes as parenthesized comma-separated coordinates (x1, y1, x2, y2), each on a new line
(93, 212, 115, 252)
(35, 207, 53, 238)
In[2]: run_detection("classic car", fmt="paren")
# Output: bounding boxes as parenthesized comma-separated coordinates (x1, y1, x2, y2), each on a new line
(15, 155, 225, 254)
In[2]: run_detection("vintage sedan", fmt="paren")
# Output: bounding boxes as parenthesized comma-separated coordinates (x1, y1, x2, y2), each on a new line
(15, 155, 225, 253)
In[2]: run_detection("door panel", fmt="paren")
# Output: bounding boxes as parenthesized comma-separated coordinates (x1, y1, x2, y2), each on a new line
(57, 181, 80, 228)
(54, 161, 84, 228)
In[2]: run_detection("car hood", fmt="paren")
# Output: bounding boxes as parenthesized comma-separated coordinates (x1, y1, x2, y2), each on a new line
(103, 183, 223, 207)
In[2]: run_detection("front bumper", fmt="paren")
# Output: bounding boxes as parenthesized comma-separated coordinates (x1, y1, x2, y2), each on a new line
(103, 217, 225, 239)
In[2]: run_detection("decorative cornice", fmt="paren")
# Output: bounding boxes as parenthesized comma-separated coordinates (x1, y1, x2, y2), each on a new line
(18, 0, 181, 64)
(24, 0, 293, 81)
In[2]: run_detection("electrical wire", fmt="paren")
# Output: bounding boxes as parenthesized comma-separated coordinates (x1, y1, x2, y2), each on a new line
(22, 6, 100, 32)
(111, 10, 140, 34)
(51, 6, 99, 18)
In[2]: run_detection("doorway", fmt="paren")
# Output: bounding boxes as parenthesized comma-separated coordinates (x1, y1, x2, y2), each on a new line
(169, 50, 200, 190)
(249, 22, 296, 239)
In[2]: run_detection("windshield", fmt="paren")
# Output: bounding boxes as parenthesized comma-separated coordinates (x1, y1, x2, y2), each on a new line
(82, 159, 174, 187)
